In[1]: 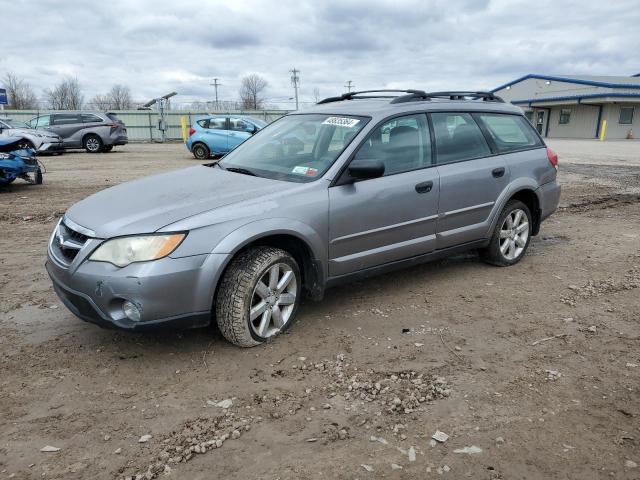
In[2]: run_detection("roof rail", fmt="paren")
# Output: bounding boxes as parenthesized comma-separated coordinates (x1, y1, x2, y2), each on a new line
(419, 91, 505, 103)
(317, 89, 428, 104)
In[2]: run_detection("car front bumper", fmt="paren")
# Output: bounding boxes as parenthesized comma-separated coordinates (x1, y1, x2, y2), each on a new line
(38, 141, 64, 153)
(46, 236, 231, 330)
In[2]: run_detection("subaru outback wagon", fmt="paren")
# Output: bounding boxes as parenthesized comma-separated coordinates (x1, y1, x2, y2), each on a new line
(46, 90, 560, 347)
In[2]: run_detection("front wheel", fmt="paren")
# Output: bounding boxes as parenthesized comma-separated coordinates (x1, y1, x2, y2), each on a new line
(216, 247, 301, 347)
(481, 200, 532, 266)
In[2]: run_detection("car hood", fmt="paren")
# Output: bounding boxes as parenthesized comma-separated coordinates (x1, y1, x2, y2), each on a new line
(65, 165, 297, 238)
(8, 128, 60, 140)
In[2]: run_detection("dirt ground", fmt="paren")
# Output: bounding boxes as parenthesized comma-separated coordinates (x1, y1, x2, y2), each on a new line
(1, 140, 639, 480)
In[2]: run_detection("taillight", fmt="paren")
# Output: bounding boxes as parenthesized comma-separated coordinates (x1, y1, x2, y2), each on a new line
(188, 127, 196, 137)
(106, 123, 119, 129)
(546, 147, 558, 170)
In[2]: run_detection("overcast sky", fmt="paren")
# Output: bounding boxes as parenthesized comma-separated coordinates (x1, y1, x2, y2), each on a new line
(1, 0, 638, 109)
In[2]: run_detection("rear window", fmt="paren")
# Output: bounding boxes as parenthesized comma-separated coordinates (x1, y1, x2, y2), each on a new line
(52, 114, 81, 125)
(106, 113, 121, 123)
(476, 113, 542, 153)
(81, 114, 103, 123)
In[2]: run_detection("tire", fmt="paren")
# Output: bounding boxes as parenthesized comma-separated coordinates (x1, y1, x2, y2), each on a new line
(481, 200, 532, 266)
(103, 145, 114, 152)
(216, 247, 301, 347)
(192, 143, 210, 160)
(35, 168, 43, 185)
(83, 134, 103, 153)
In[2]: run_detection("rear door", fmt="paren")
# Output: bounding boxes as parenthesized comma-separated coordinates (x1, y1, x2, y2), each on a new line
(202, 117, 228, 154)
(328, 113, 440, 276)
(50, 113, 83, 147)
(432, 112, 509, 249)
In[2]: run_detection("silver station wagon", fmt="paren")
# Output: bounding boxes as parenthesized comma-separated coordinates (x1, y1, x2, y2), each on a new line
(46, 90, 560, 347)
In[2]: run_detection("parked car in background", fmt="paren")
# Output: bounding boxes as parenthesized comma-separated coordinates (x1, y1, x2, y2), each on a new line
(46, 89, 560, 348)
(186, 115, 267, 159)
(28, 112, 128, 153)
(0, 118, 64, 154)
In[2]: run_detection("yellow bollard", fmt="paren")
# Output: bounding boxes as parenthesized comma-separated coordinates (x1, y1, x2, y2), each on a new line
(599, 119, 607, 141)
(181, 116, 188, 143)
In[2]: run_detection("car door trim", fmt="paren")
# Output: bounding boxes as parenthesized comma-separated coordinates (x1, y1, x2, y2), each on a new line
(438, 201, 495, 218)
(330, 213, 439, 244)
(329, 231, 437, 265)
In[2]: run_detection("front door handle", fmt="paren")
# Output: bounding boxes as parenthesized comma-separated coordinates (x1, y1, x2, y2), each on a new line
(492, 167, 505, 178)
(415, 181, 433, 194)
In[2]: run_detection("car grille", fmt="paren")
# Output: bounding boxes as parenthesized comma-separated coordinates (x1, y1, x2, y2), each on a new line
(50, 219, 92, 265)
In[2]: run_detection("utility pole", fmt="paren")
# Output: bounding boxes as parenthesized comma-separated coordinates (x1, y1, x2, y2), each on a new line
(345, 80, 355, 93)
(210, 78, 221, 110)
(290, 68, 300, 110)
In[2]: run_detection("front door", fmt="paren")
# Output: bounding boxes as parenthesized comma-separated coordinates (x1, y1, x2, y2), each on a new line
(430, 112, 510, 249)
(328, 113, 440, 277)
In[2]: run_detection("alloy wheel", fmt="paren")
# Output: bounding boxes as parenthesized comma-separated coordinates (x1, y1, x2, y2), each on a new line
(499, 208, 529, 260)
(249, 263, 297, 338)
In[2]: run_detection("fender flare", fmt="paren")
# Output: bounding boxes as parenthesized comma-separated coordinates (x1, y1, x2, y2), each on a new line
(486, 179, 543, 237)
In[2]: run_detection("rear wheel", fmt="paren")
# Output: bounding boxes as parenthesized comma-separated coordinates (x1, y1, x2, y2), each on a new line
(192, 143, 210, 160)
(216, 247, 301, 347)
(84, 134, 103, 153)
(481, 200, 532, 266)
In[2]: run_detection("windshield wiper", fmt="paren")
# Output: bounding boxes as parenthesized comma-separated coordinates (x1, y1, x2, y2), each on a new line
(225, 167, 258, 177)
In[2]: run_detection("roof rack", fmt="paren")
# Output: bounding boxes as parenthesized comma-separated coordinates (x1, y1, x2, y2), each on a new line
(317, 89, 428, 104)
(415, 91, 504, 103)
(317, 89, 504, 105)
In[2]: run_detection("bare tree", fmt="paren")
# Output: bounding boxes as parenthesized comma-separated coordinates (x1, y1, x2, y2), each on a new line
(87, 93, 112, 110)
(239, 74, 268, 110)
(108, 84, 132, 110)
(44, 77, 84, 110)
(313, 87, 320, 103)
(1, 72, 39, 109)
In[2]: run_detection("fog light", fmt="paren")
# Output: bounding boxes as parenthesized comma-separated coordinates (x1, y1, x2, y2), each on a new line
(122, 300, 141, 322)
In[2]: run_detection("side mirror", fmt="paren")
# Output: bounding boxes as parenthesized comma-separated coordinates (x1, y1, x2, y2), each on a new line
(347, 159, 385, 181)
(251, 125, 258, 134)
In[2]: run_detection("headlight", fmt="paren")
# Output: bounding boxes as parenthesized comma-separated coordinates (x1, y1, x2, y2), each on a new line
(89, 233, 186, 267)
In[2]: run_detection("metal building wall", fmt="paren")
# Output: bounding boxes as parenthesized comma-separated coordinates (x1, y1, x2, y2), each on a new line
(601, 103, 639, 139)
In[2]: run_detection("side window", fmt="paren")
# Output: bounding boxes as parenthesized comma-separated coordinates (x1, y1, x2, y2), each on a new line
(208, 117, 226, 130)
(431, 112, 491, 164)
(52, 114, 80, 125)
(196, 119, 210, 128)
(31, 115, 50, 127)
(229, 118, 256, 132)
(353, 114, 430, 176)
(81, 114, 103, 123)
(476, 114, 541, 153)
(619, 106, 634, 125)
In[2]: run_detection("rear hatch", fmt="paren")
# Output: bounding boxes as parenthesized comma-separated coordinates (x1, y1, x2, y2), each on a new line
(106, 112, 127, 137)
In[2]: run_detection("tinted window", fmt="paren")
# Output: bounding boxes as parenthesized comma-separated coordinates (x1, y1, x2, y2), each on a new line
(476, 114, 541, 153)
(196, 119, 209, 128)
(52, 114, 81, 125)
(30, 115, 50, 127)
(353, 114, 430, 175)
(431, 112, 490, 164)
(106, 113, 121, 122)
(81, 114, 103, 123)
(619, 106, 634, 125)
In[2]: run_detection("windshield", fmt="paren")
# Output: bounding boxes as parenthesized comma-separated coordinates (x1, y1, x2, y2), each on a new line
(1, 119, 30, 129)
(219, 113, 369, 182)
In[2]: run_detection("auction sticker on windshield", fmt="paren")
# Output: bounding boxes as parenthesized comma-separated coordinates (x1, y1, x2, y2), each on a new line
(292, 166, 319, 176)
(322, 117, 360, 128)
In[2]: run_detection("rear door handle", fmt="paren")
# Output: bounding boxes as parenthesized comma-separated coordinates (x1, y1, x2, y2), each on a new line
(492, 167, 505, 178)
(415, 181, 433, 194)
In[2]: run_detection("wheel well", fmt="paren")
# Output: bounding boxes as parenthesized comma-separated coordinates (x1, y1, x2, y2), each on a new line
(214, 234, 323, 308)
(510, 189, 541, 235)
(82, 132, 100, 144)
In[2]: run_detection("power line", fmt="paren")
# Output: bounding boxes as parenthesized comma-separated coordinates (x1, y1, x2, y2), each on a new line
(210, 78, 221, 110)
(290, 68, 300, 110)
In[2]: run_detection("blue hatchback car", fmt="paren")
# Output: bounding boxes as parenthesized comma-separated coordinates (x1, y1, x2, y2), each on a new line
(186, 115, 267, 159)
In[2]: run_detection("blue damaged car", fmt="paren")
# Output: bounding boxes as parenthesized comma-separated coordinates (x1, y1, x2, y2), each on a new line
(0, 137, 43, 185)
(186, 115, 267, 159)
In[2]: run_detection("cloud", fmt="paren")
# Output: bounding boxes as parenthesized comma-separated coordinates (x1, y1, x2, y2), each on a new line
(0, 0, 638, 108)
